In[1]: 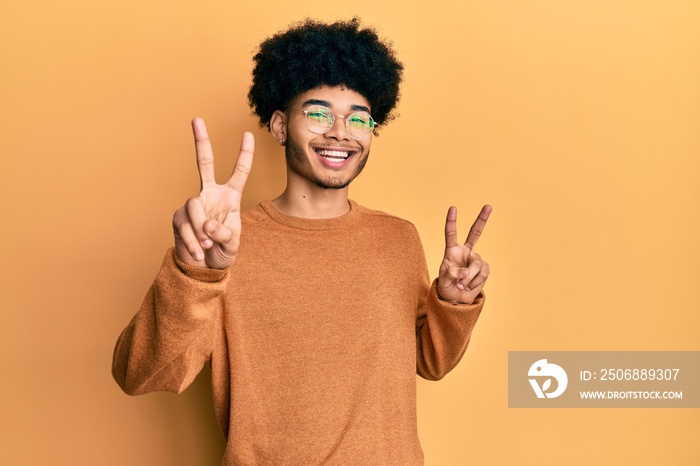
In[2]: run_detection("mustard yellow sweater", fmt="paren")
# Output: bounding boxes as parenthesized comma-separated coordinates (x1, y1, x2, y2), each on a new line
(113, 200, 484, 465)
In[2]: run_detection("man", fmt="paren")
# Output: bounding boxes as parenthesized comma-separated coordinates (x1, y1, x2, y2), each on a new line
(113, 18, 491, 465)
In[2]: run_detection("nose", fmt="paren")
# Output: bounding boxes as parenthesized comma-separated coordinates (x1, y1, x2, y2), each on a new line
(324, 114, 350, 141)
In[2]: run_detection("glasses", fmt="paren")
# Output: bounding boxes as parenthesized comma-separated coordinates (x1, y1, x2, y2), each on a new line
(288, 105, 375, 140)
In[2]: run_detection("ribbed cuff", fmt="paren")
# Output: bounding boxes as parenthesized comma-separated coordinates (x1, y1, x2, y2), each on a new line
(170, 248, 229, 283)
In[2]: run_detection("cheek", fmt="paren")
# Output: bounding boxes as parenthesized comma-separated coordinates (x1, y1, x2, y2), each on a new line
(287, 120, 312, 142)
(359, 141, 371, 155)
(285, 138, 308, 163)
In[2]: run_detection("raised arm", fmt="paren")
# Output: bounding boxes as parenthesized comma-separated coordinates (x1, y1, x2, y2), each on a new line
(173, 118, 254, 269)
(416, 205, 492, 380)
(113, 119, 254, 395)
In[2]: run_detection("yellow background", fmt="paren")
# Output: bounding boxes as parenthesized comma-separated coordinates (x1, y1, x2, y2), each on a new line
(1, 1, 699, 465)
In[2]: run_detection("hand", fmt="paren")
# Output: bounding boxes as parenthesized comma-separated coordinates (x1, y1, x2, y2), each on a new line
(172, 118, 254, 269)
(437, 205, 492, 304)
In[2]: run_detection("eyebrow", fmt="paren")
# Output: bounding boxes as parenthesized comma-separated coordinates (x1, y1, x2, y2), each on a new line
(300, 99, 370, 113)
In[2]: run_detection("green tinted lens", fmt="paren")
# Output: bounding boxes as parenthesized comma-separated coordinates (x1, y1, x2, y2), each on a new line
(346, 112, 374, 138)
(305, 105, 333, 133)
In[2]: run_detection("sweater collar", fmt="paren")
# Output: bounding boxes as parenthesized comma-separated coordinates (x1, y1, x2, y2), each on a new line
(259, 199, 361, 230)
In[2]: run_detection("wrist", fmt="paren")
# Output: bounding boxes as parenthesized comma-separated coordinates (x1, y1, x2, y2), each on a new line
(172, 248, 230, 282)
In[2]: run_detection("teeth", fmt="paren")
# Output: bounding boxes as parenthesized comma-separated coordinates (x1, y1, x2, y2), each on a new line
(317, 149, 350, 159)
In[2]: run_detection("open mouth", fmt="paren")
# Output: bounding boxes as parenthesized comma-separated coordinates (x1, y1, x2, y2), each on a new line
(314, 148, 356, 163)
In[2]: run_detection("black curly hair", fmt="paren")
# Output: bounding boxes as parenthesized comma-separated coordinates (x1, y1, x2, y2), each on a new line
(248, 18, 403, 131)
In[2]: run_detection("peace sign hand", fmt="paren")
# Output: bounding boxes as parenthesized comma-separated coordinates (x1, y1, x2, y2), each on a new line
(437, 205, 492, 304)
(172, 118, 254, 269)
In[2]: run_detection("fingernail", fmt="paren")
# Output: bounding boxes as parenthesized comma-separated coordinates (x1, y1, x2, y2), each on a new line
(193, 252, 203, 261)
(457, 283, 465, 290)
(201, 239, 212, 248)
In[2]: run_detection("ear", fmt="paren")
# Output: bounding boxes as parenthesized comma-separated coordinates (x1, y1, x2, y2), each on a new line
(270, 110, 287, 145)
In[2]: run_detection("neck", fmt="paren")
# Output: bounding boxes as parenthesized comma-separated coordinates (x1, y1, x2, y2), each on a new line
(272, 185, 351, 219)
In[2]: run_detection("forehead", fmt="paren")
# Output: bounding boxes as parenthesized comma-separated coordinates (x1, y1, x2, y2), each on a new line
(290, 85, 371, 112)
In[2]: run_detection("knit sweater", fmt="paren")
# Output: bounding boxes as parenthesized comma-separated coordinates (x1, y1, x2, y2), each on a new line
(112, 200, 485, 465)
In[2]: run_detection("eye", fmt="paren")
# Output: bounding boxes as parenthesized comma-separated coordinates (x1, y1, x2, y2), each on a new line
(306, 106, 333, 123)
(347, 113, 372, 128)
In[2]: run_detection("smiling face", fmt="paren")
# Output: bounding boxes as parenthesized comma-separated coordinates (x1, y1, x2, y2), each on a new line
(273, 85, 373, 191)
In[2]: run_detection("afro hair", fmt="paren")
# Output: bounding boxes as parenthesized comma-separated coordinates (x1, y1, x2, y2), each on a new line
(248, 18, 403, 131)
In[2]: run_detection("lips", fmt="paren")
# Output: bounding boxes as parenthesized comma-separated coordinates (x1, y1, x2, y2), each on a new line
(312, 146, 360, 169)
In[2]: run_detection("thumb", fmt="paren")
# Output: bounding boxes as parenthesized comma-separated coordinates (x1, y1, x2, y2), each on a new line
(203, 219, 234, 249)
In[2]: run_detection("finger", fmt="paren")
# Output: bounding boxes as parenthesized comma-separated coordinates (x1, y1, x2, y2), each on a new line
(464, 204, 492, 250)
(445, 266, 470, 282)
(462, 282, 485, 302)
(438, 277, 483, 305)
(192, 118, 216, 189)
(203, 218, 234, 249)
(226, 132, 255, 193)
(457, 254, 483, 290)
(444, 206, 459, 249)
(185, 197, 213, 248)
(464, 261, 490, 291)
(173, 208, 204, 262)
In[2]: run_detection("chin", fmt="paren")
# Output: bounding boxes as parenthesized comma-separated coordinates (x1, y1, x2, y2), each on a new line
(314, 178, 352, 190)
(314, 157, 369, 190)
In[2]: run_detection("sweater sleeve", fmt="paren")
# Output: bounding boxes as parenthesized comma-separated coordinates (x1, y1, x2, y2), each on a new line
(112, 248, 228, 395)
(415, 280, 485, 381)
(410, 224, 485, 380)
